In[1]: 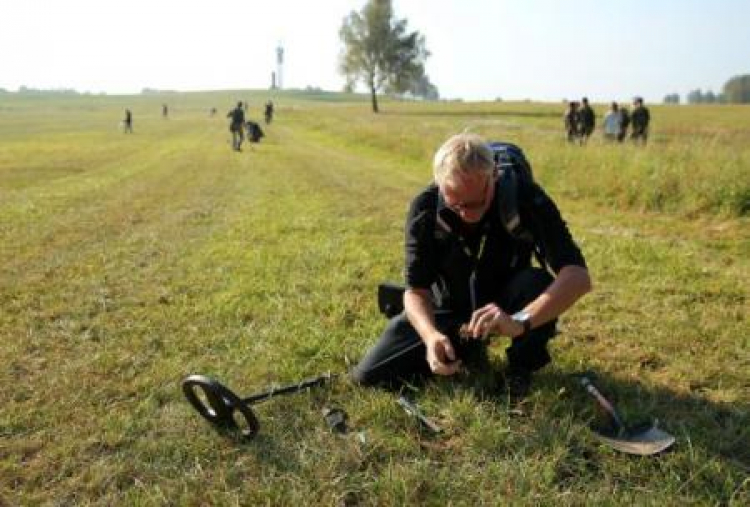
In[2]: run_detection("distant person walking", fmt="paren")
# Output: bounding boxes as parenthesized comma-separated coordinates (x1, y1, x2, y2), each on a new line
(618, 105, 630, 142)
(564, 101, 581, 144)
(578, 97, 596, 144)
(162, 104, 168, 118)
(602, 102, 621, 142)
(264, 100, 274, 125)
(227, 101, 246, 151)
(630, 97, 651, 144)
(123, 109, 133, 133)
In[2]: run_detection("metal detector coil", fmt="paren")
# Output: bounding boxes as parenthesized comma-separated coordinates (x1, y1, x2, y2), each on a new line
(182, 375, 260, 439)
(182, 373, 336, 440)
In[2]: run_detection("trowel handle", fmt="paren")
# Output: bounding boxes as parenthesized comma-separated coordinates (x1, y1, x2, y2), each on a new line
(579, 376, 628, 431)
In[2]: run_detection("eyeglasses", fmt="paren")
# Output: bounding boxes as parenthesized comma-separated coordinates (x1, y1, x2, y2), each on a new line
(442, 175, 493, 214)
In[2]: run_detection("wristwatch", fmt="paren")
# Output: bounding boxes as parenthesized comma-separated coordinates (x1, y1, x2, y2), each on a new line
(511, 310, 532, 338)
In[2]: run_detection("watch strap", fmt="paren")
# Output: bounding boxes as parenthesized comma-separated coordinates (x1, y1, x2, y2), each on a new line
(512, 311, 532, 336)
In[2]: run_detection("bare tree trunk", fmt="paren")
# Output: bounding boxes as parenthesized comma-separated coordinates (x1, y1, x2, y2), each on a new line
(370, 85, 379, 113)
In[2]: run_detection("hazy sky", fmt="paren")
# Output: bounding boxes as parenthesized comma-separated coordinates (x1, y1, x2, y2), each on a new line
(2, 0, 748, 102)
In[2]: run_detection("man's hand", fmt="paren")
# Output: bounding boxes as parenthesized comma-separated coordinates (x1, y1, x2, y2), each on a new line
(464, 303, 523, 340)
(424, 331, 462, 376)
(403, 288, 462, 376)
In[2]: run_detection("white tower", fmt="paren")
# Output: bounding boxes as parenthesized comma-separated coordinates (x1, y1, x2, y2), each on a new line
(276, 44, 284, 90)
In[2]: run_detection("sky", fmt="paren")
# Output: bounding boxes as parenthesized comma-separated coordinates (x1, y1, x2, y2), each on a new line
(1, 0, 748, 102)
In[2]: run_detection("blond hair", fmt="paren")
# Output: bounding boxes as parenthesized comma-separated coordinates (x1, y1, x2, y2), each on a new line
(432, 133, 495, 186)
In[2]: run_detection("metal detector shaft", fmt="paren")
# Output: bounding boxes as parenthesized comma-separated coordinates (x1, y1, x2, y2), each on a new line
(241, 373, 337, 405)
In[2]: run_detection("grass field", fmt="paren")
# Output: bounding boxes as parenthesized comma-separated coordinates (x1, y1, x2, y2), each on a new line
(1, 90, 748, 505)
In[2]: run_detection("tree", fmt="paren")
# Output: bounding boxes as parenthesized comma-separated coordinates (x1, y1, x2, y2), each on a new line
(686, 88, 726, 104)
(663, 93, 680, 104)
(722, 74, 750, 104)
(409, 74, 440, 101)
(687, 89, 704, 104)
(339, 0, 431, 112)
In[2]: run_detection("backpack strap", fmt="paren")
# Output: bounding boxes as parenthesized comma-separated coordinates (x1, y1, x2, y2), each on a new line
(489, 142, 534, 243)
(494, 168, 524, 241)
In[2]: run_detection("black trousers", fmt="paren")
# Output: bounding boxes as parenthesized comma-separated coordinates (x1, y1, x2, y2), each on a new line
(230, 124, 244, 150)
(351, 268, 556, 387)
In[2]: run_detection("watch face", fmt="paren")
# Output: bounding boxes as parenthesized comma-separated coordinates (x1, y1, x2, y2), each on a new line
(513, 311, 530, 323)
(512, 311, 532, 335)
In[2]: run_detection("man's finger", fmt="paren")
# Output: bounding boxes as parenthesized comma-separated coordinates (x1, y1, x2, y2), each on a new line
(442, 340, 457, 362)
(481, 313, 499, 339)
(468, 304, 496, 336)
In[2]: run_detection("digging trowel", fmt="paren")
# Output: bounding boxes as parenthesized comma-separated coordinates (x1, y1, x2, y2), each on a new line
(578, 374, 675, 456)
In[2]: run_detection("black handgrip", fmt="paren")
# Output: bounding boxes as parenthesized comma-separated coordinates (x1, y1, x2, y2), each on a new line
(378, 282, 405, 317)
(182, 375, 260, 439)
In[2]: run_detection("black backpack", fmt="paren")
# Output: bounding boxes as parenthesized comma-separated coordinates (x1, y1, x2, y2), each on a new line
(486, 141, 535, 243)
(488, 141, 549, 270)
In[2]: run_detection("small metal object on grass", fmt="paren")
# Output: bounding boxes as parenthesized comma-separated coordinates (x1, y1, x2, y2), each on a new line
(322, 407, 348, 434)
(397, 396, 442, 434)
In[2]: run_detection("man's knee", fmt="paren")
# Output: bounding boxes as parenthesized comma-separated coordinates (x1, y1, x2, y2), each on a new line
(515, 267, 554, 290)
(502, 268, 558, 371)
(349, 364, 381, 387)
(502, 268, 554, 311)
(350, 314, 427, 388)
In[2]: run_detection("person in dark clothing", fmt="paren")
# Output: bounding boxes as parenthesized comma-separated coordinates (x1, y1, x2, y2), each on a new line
(630, 97, 651, 144)
(123, 109, 133, 133)
(245, 120, 265, 142)
(578, 97, 596, 144)
(162, 104, 168, 118)
(264, 100, 274, 124)
(351, 133, 592, 396)
(227, 101, 245, 151)
(564, 101, 581, 144)
(618, 105, 630, 142)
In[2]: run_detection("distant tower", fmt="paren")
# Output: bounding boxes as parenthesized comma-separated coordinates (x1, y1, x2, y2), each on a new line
(276, 44, 284, 90)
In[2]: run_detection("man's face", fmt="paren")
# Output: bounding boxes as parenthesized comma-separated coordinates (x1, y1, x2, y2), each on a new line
(440, 171, 495, 224)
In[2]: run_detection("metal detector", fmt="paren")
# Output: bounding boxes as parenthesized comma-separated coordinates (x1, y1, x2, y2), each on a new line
(578, 374, 675, 456)
(182, 373, 336, 439)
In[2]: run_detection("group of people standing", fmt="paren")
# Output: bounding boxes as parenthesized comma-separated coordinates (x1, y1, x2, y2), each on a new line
(565, 96, 651, 145)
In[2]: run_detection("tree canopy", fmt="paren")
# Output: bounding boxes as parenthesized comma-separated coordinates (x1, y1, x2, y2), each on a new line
(722, 74, 750, 104)
(339, 0, 434, 112)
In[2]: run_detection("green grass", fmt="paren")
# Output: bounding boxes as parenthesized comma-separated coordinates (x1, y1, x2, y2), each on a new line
(0, 91, 748, 505)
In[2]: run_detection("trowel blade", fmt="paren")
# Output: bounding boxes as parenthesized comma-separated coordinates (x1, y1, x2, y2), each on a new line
(592, 423, 675, 456)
